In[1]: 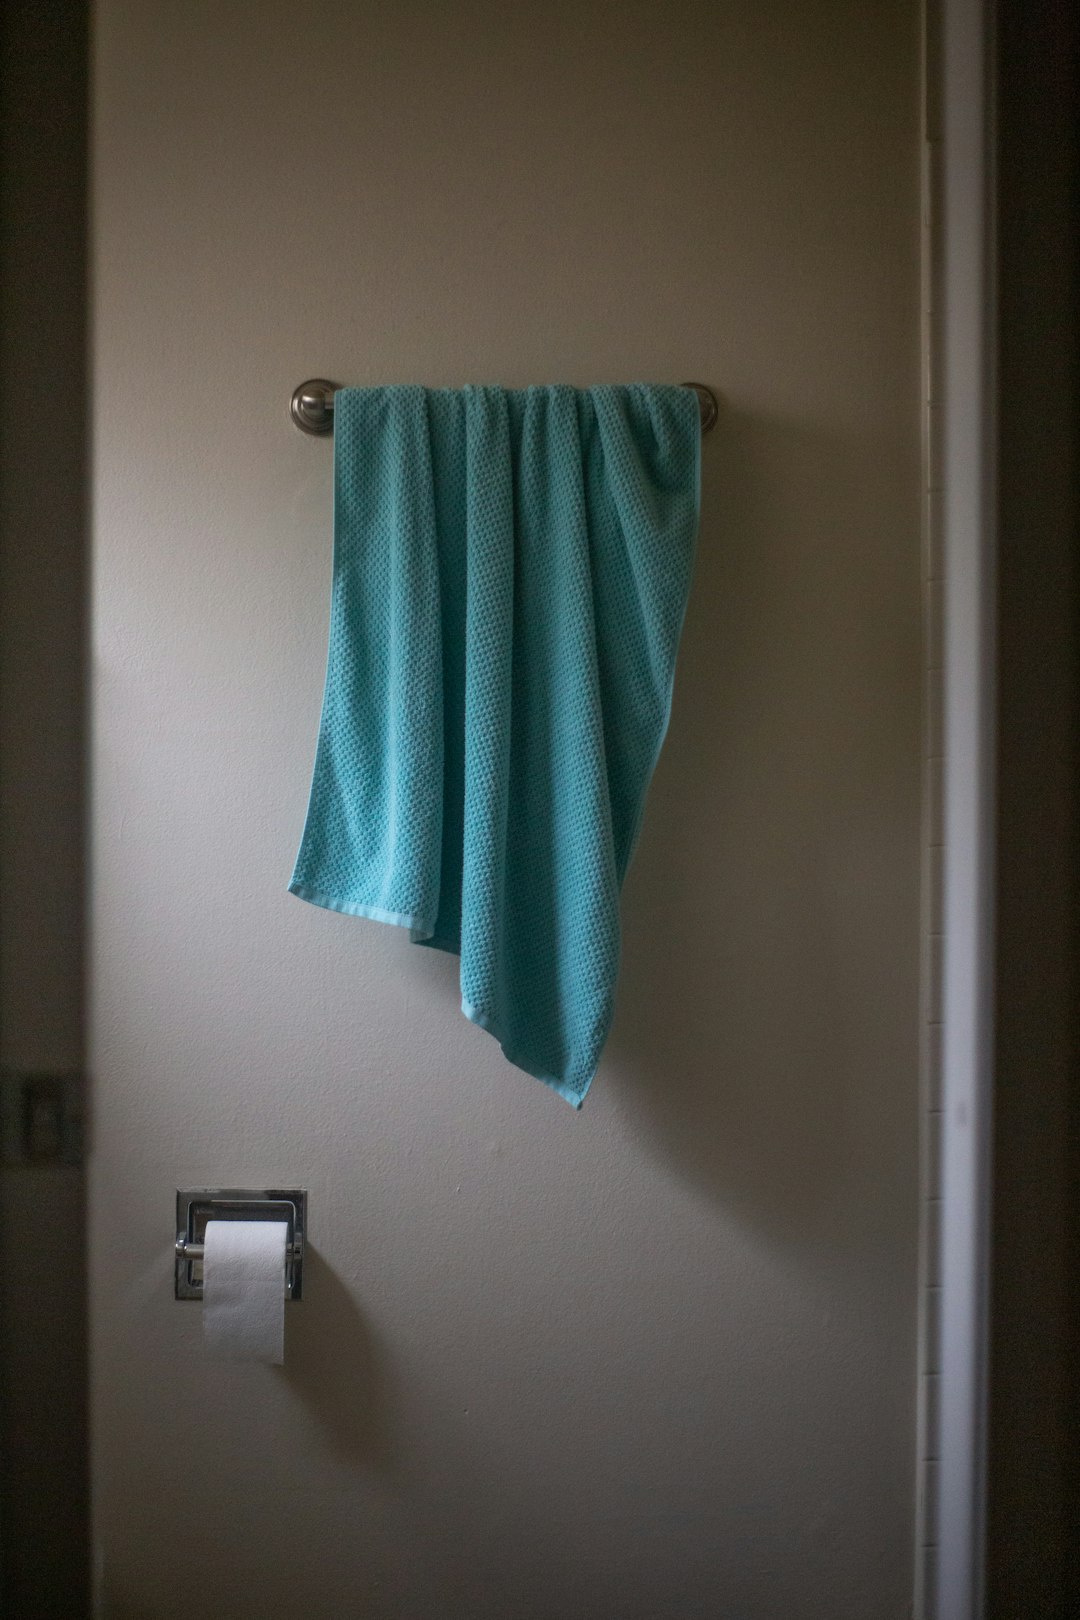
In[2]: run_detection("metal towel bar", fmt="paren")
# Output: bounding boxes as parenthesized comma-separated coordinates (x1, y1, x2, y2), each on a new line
(290, 379, 719, 436)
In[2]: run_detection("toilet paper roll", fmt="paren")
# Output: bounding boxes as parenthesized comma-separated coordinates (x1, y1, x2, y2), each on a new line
(203, 1219, 287, 1364)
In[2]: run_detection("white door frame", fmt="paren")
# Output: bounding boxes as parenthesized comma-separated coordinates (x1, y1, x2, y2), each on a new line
(933, 0, 996, 1614)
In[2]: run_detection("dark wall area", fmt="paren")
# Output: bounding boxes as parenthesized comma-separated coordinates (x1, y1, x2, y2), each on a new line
(0, 3, 89, 1615)
(988, 2, 1080, 1615)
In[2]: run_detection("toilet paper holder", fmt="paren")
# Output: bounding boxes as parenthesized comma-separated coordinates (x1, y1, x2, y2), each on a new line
(175, 1187, 306, 1302)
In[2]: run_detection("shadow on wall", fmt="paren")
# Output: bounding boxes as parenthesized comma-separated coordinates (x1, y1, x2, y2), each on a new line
(608, 404, 918, 1252)
(279, 1246, 397, 1474)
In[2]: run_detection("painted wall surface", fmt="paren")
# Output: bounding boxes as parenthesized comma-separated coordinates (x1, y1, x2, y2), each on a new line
(90, 4, 922, 1617)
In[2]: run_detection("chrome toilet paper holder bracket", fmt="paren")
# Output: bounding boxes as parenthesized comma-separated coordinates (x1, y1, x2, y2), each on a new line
(174, 1187, 306, 1302)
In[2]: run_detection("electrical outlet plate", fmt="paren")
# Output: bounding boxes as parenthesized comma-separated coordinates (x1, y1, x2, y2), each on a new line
(0, 1070, 83, 1166)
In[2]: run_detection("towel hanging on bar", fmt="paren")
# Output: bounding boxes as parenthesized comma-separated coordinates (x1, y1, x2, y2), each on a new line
(288, 384, 701, 1106)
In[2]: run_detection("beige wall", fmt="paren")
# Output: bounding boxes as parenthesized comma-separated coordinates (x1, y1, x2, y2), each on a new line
(90, 4, 922, 1616)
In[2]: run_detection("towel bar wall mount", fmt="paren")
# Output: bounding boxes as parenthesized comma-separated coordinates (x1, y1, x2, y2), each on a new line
(290, 379, 719, 437)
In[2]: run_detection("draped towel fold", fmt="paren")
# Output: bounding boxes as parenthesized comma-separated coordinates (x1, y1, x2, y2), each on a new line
(289, 384, 700, 1106)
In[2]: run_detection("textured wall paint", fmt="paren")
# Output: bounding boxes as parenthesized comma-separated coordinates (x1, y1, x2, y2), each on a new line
(90, 4, 922, 1616)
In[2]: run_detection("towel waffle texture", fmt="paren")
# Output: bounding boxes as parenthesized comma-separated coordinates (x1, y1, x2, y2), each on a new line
(289, 384, 700, 1105)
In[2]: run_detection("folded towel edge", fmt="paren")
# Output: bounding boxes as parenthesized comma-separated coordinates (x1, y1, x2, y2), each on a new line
(287, 881, 436, 940)
(462, 999, 590, 1111)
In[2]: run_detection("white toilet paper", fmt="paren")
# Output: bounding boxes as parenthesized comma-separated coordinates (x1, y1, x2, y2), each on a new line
(202, 1219, 287, 1364)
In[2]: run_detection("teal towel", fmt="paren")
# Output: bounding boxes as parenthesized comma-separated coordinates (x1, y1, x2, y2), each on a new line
(289, 384, 700, 1106)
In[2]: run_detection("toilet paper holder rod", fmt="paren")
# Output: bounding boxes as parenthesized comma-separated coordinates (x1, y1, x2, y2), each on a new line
(174, 1236, 304, 1262)
(175, 1187, 307, 1302)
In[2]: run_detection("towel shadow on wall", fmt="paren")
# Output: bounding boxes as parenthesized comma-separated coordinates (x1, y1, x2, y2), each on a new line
(278, 1245, 397, 1474)
(606, 402, 917, 1249)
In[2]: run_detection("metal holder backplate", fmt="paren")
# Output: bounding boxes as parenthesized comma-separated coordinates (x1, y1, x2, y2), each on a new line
(175, 1187, 306, 1302)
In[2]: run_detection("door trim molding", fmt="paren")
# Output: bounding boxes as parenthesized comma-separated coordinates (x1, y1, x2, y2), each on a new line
(933, 0, 996, 1614)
